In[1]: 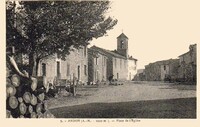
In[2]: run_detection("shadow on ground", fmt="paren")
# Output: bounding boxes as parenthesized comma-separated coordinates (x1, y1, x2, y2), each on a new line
(159, 84, 196, 91)
(50, 97, 196, 118)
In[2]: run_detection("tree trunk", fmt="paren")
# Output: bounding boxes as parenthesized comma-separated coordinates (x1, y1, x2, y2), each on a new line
(11, 74, 20, 87)
(8, 96, 18, 109)
(29, 52, 35, 76)
(30, 94, 37, 106)
(6, 110, 12, 118)
(6, 84, 17, 97)
(28, 105, 33, 114)
(30, 112, 37, 118)
(19, 102, 27, 115)
(23, 92, 32, 104)
(29, 53, 40, 77)
(6, 54, 55, 118)
(35, 58, 40, 76)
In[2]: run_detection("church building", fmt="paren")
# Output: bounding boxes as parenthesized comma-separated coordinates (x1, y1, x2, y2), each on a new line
(88, 33, 137, 82)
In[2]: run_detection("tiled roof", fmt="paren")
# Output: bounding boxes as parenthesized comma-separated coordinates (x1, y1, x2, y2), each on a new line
(112, 50, 137, 61)
(147, 59, 179, 66)
(90, 46, 127, 59)
(88, 48, 107, 57)
(128, 56, 138, 61)
(117, 33, 128, 39)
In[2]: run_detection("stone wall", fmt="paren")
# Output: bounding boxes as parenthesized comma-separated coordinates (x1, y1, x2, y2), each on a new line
(106, 56, 113, 80)
(128, 59, 137, 80)
(38, 46, 88, 85)
(145, 62, 161, 81)
(37, 54, 57, 83)
(144, 59, 179, 81)
(168, 59, 179, 81)
(112, 57, 128, 81)
(90, 46, 128, 81)
(133, 69, 145, 81)
(88, 49, 107, 83)
(135, 44, 196, 83)
(178, 44, 197, 82)
(88, 50, 94, 83)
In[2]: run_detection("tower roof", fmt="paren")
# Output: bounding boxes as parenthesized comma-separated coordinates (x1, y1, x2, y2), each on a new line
(117, 33, 128, 39)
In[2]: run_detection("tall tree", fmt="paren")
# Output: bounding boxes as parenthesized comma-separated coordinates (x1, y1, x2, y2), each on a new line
(6, 1, 117, 76)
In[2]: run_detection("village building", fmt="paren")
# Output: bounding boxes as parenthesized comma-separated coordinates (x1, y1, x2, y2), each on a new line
(37, 46, 88, 85)
(15, 33, 138, 84)
(128, 56, 137, 80)
(178, 44, 196, 82)
(116, 33, 137, 80)
(137, 43, 196, 83)
(88, 33, 137, 82)
(144, 59, 179, 81)
(88, 48, 107, 84)
(89, 45, 128, 81)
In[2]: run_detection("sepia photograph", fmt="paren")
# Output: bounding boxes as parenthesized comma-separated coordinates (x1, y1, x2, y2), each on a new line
(2, 0, 199, 126)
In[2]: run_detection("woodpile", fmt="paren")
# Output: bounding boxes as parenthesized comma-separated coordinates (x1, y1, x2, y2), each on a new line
(6, 55, 55, 118)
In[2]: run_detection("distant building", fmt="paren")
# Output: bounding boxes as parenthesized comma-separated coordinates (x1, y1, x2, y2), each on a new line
(128, 56, 137, 80)
(37, 46, 88, 85)
(142, 44, 196, 83)
(178, 44, 196, 82)
(89, 33, 137, 81)
(144, 59, 179, 81)
(133, 69, 145, 81)
(88, 48, 107, 83)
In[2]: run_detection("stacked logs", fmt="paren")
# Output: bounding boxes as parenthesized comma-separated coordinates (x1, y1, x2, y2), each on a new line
(6, 55, 54, 118)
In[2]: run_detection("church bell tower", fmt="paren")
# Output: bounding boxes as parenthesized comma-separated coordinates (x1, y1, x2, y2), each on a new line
(117, 33, 128, 58)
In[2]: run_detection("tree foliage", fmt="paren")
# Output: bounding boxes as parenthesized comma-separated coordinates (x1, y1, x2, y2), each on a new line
(6, 1, 117, 76)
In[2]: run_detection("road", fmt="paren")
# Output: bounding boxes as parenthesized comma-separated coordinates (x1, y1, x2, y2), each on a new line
(47, 81, 196, 109)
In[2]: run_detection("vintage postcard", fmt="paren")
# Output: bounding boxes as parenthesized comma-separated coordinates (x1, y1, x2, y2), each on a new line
(1, 0, 199, 127)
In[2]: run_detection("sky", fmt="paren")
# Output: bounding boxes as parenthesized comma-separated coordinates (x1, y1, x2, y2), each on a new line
(89, 0, 200, 69)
